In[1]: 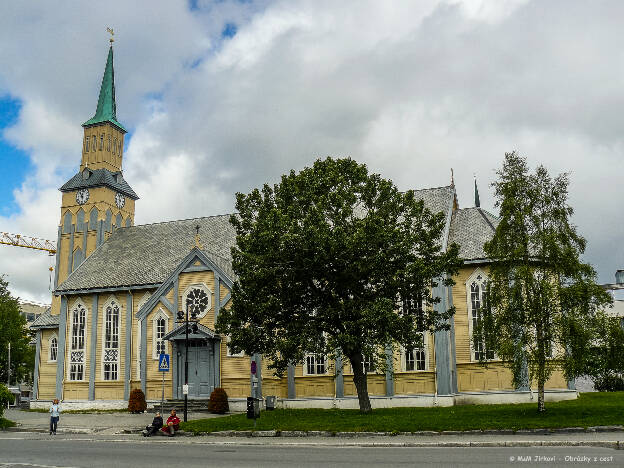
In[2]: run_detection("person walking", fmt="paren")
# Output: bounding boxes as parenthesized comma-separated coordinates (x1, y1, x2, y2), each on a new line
(49, 399, 61, 435)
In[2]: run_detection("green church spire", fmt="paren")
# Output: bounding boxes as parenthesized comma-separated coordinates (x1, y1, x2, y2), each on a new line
(82, 45, 127, 133)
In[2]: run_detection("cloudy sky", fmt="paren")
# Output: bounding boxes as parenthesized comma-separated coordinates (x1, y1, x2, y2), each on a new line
(1, 0, 623, 303)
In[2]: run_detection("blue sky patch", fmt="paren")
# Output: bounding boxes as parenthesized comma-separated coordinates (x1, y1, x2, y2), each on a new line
(0, 96, 31, 216)
(222, 22, 238, 39)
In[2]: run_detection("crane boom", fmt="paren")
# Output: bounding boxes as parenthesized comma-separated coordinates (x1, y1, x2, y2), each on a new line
(0, 232, 57, 255)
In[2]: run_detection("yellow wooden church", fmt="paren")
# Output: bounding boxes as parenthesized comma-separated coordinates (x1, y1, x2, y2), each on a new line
(30, 44, 574, 410)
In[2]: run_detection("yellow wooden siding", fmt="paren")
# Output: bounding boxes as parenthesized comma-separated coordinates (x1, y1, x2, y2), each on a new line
(37, 330, 58, 399)
(394, 372, 436, 394)
(221, 378, 249, 397)
(343, 374, 386, 396)
(295, 376, 335, 397)
(457, 362, 515, 391)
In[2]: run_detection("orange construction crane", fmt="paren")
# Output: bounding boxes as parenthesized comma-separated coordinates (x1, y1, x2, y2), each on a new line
(0, 232, 57, 255)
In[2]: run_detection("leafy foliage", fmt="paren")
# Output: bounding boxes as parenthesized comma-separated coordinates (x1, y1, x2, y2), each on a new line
(207, 387, 229, 414)
(0, 384, 15, 419)
(127, 388, 147, 413)
(0, 277, 35, 385)
(478, 151, 612, 411)
(217, 157, 461, 413)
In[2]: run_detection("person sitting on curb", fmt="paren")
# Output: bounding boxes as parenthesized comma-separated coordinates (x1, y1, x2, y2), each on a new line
(143, 412, 163, 437)
(161, 409, 180, 437)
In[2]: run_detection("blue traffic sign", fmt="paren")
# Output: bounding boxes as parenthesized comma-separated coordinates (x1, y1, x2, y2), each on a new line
(158, 353, 170, 372)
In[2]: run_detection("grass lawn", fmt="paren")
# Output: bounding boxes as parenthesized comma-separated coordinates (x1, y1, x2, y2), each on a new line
(181, 392, 624, 434)
(0, 418, 16, 430)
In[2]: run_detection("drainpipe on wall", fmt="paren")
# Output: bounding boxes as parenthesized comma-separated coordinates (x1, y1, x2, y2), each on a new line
(432, 334, 438, 406)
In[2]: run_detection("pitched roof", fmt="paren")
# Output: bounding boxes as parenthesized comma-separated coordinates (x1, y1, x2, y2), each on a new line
(82, 46, 126, 132)
(59, 168, 138, 199)
(448, 207, 499, 261)
(56, 214, 236, 293)
(30, 308, 59, 329)
(412, 186, 455, 218)
(163, 322, 217, 341)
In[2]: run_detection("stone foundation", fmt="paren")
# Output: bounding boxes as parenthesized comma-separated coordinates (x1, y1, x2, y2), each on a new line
(31, 389, 577, 411)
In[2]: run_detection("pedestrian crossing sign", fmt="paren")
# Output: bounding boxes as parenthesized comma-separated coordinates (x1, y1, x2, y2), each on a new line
(158, 353, 170, 372)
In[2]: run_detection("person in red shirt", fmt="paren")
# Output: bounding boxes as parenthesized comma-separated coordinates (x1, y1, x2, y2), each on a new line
(161, 409, 181, 436)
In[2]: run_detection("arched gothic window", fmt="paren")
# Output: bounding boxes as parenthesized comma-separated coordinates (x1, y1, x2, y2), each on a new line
(468, 272, 494, 361)
(69, 302, 87, 381)
(152, 310, 169, 359)
(84, 137, 89, 152)
(103, 299, 120, 380)
(49, 335, 58, 362)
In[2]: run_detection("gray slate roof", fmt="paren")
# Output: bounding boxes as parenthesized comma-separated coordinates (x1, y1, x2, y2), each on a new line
(448, 207, 499, 261)
(60, 168, 139, 200)
(30, 308, 59, 329)
(412, 186, 454, 219)
(56, 214, 236, 293)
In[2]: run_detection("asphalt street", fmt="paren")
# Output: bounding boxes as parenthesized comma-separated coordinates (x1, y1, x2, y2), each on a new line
(0, 433, 621, 468)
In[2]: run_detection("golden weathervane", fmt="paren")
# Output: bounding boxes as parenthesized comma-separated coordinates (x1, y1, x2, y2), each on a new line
(106, 27, 114, 44)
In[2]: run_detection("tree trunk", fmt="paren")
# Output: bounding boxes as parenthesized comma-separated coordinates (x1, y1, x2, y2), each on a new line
(537, 375, 545, 413)
(349, 354, 372, 414)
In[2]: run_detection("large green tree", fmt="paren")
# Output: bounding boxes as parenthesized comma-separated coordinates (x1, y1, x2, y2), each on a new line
(477, 151, 611, 412)
(217, 157, 461, 413)
(0, 277, 35, 385)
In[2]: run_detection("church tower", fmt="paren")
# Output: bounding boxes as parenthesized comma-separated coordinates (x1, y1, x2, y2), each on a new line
(53, 42, 138, 296)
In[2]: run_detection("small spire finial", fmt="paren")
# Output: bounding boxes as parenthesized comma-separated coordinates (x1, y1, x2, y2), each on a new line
(474, 173, 481, 208)
(450, 168, 455, 187)
(106, 27, 114, 44)
(193, 224, 204, 250)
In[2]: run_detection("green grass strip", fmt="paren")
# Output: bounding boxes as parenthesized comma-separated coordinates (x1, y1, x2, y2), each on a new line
(0, 418, 16, 430)
(181, 392, 624, 434)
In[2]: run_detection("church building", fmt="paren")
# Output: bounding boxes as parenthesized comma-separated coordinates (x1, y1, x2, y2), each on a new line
(30, 44, 574, 410)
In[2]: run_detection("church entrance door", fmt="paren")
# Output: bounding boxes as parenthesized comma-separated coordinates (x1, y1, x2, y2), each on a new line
(177, 340, 214, 398)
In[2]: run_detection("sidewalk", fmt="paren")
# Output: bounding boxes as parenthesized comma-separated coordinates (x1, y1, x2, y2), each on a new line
(2, 409, 623, 450)
(2, 408, 227, 435)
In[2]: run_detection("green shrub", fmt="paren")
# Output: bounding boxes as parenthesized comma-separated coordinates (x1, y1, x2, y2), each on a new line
(127, 388, 147, 413)
(0, 384, 15, 419)
(207, 388, 229, 414)
(594, 374, 624, 392)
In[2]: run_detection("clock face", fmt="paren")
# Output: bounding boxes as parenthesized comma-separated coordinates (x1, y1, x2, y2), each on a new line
(76, 189, 89, 205)
(115, 193, 125, 209)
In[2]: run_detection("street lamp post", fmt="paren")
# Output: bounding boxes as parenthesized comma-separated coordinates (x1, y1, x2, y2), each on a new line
(177, 308, 198, 423)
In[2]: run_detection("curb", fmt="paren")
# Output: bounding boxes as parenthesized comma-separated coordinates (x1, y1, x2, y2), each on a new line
(180, 425, 624, 438)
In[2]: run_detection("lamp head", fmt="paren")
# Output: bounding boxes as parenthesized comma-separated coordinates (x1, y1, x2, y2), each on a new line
(177, 310, 184, 320)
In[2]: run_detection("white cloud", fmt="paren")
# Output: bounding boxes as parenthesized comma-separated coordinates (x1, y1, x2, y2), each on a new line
(1, 0, 623, 301)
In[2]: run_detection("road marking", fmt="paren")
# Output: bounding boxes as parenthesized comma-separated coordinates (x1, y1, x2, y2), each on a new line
(0, 462, 78, 468)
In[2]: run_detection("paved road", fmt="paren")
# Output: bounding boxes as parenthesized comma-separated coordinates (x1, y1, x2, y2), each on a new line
(0, 433, 621, 468)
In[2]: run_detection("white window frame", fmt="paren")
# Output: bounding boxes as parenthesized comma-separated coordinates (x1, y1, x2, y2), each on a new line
(401, 332, 429, 372)
(226, 336, 244, 357)
(48, 333, 58, 362)
(136, 293, 150, 380)
(101, 296, 121, 381)
(67, 299, 88, 381)
(304, 353, 327, 376)
(466, 268, 495, 362)
(152, 309, 169, 360)
(182, 283, 213, 319)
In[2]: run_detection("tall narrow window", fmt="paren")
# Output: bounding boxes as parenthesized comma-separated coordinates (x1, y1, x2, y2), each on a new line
(362, 354, 375, 373)
(305, 353, 326, 375)
(100, 134, 104, 150)
(84, 137, 89, 152)
(107, 134, 111, 152)
(91, 135, 96, 151)
(470, 273, 494, 361)
(118, 140, 122, 157)
(49, 336, 58, 362)
(69, 303, 87, 380)
(152, 311, 168, 359)
(404, 346, 426, 371)
(112, 137, 117, 155)
(103, 300, 120, 380)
